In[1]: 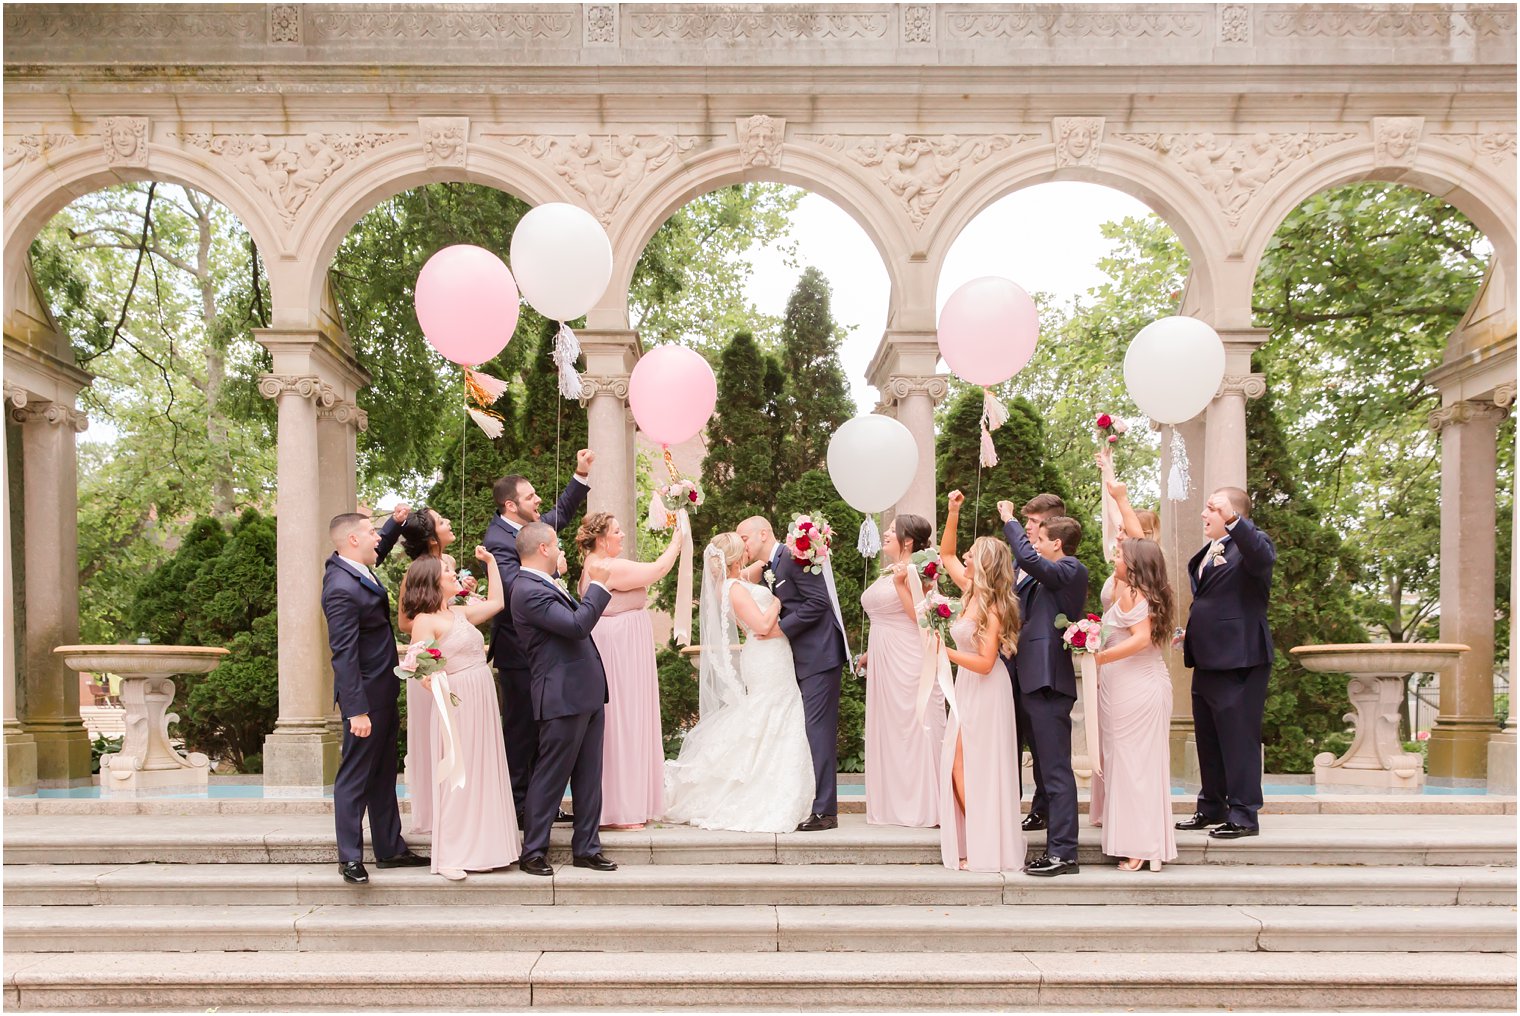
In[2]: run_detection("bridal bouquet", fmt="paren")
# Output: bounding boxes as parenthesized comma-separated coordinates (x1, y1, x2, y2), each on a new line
(656, 475, 705, 513)
(786, 513, 833, 575)
(1095, 412, 1130, 446)
(1054, 612, 1105, 655)
(918, 590, 962, 642)
(910, 546, 942, 585)
(394, 639, 460, 705)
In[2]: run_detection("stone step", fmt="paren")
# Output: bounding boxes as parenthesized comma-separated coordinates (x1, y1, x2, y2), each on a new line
(4, 812, 1514, 866)
(4, 903, 1513, 954)
(5, 950, 1516, 1011)
(5, 862, 1513, 908)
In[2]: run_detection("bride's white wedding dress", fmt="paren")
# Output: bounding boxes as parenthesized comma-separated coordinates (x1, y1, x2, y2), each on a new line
(663, 578, 815, 833)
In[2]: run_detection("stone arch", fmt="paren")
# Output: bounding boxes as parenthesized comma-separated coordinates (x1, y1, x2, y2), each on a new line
(2, 142, 284, 323)
(286, 142, 571, 327)
(926, 143, 1230, 320)
(604, 142, 912, 329)
(1236, 141, 1518, 312)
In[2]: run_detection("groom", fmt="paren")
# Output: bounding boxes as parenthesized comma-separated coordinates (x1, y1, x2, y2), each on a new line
(738, 516, 849, 831)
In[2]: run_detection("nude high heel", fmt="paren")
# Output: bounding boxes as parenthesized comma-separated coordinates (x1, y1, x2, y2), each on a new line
(1148, 859, 1162, 872)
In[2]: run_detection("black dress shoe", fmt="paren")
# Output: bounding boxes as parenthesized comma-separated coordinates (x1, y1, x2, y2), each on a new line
(519, 855, 554, 877)
(1175, 811, 1226, 831)
(795, 813, 838, 832)
(572, 852, 618, 871)
(1208, 822, 1259, 839)
(338, 860, 369, 884)
(375, 850, 429, 868)
(1021, 813, 1047, 832)
(1024, 855, 1080, 877)
(555, 808, 575, 824)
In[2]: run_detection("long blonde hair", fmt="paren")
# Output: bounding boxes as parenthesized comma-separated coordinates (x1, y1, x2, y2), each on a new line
(705, 532, 743, 583)
(965, 536, 1021, 656)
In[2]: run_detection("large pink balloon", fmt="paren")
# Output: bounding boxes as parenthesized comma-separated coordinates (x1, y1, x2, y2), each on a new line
(937, 276, 1040, 386)
(414, 244, 520, 366)
(627, 345, 717, 446)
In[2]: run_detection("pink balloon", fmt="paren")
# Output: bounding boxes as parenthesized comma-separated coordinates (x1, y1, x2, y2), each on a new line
(414, 244, 521, 366)
(937, 276, 1040, 386)
(627, 345, 717, 446)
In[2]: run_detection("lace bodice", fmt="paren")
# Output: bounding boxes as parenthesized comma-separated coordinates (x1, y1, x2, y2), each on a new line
(949, 616, 978, 653)
(727, 578, 777, 638)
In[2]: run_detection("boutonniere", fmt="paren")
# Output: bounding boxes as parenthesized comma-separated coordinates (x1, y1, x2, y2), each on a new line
(762, 565, 776, 590)
(552, 575, 571, 595)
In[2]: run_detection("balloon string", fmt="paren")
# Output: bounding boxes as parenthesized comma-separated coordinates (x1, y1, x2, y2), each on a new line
(460, 373, 468, 541)
(973, 460, 984, 541)
(555, 393, 564, 498)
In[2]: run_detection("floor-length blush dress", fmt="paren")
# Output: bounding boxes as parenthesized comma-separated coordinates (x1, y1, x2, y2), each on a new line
(405, 679, 433, 836)
(862, 574, 944, 827)
(1097, 595, 1177, 865)
(589, 585, 665, 826)
(938, 617, 1025, 872)
(429, 607, 521, 875)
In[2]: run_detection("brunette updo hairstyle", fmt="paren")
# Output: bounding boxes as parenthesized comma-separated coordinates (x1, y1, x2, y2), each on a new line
(892, 513, 933, 555)
(575, 511, 617, 557)
(398, 508, 441, 560)
(400, 556, 446, 619)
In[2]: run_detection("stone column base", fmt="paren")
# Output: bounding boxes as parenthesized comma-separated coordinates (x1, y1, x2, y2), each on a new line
(261, 726, 340, 796)
(4, 727, 38, 795)
(1484, 732, 1516, 794)
(1171, 735, 1200, 792)
(26, 721, 93, 786)
(1428, 717, 1493, 782)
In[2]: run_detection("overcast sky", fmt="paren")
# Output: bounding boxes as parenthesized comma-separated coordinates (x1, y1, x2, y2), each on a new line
(744, 182, 1157, 411)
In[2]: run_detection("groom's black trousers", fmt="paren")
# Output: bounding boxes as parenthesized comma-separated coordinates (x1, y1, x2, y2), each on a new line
(522, 706, 604, 859)
(1192, 663, 1271, 831)
(798, 666, 842, 816)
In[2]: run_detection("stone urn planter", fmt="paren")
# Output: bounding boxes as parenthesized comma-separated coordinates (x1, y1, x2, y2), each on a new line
(1290, 643, 1469, 793)
(54, 644, 229, 794)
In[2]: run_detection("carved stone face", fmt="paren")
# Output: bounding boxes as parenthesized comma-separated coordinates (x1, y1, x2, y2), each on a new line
(303, 133, 324, 155)
(1065, 125, 1092, 158)
(571, 134, 594, 157)
(109, 122, 138, 158)
(1384, 127, 1416, 158)
(432, 128, 462, 159)
(1249, 132, 1272, 155)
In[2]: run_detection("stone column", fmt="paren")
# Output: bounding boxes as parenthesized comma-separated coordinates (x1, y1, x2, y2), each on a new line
(1202, 329, 1270, 495)
(12, 399, 91, 785)
(577, 330, 640, 553)
(1157, 416, 1207, 783)
(1427, 398, 1507, 785)
(258, 369, 340, 792)
(316, 396, 364, 530)
(2, 385, 37, 795)
(1488, 384, 1517, 794)
(866, 333, 947, 524)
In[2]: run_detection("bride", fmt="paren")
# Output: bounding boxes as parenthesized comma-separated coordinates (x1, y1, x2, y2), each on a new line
(662, 532, 815, 833)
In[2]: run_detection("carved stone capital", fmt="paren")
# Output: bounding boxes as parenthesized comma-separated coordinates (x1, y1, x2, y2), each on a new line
(1373, 116, 1423, 167)
(1493, 382, 1516, 409)
(881, 374, 950, 406)
(10, 402, 88, 432)
(257, 374, 336, 407)
(1428, 398, 1509, 433)
(317, 398, 369, 431)
(420, 116, 468, 168)
(577, 373, 631, 407)
(737, 115, 785, 170)
(1053, 116, 1104, 168)
(1216, 373, 1267, 399)
(100, 116, 149, 168)
(2, 383, 29, 409)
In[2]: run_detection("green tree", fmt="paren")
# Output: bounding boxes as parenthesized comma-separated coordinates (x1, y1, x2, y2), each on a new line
(776, 267, 854, 479)
(695, 330, 784, 546)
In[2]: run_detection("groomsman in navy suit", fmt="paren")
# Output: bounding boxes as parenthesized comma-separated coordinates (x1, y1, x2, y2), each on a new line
(323, 513, 428, 884)
(1178, 487, 1276, 839)
(510, 521, 616, 876)
(1006, 492, 1067, 833)
(485, 450, 594, 822)
(997, 499, 1089, 877)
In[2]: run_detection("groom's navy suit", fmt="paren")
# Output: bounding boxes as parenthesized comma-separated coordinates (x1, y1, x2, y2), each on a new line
(1002, 518, 1088, 863)
(323, 553, 408, 865)
(485, 476, 590, 816)
(510, 570, 612, 860)
(767, 543, 849, 817)
(1184, 517, 1276, 831)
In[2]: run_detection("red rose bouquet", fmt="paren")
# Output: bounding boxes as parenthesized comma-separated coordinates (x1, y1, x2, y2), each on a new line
(1095, 411, 1129, 446)
(786, 513, 833, 575)
(1055, 612, 1105, 655)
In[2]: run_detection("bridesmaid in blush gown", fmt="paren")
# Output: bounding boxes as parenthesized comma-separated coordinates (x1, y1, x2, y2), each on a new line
(935, 491, 1025, 873)
(402, 546, 519, 881)
(861, 513, 944, 827)
(1094, 538, 1178, 871)
(577, 512, 682, 830)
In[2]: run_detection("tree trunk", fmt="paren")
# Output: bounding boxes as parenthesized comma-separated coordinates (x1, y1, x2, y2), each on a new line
(189, 194, 236, 519)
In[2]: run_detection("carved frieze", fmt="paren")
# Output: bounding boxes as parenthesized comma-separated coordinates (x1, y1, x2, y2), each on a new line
(176, 131, 407, 226)
(268, 4, 302, 44)
(487, 132, 702, 224)
(737, 115, 785, 170)
(1113, 130, 1357, 226)
(1372, 116, 1423, 167)
(1217, 4, 1251, 44)
(100, 117, 149, 168)
(943, 10, 1204, 39)
(583, 4, 617, 45)
(304, 9, 575, 41)
(804, 133, 1030, 227)
(420, 117, 469, 169)
(3, 132, 78, 170)
(2, 8, 260, 39)
(627, 9, 888, 40)
(1431, 132, 1517, 164)
(1053, 117, 1104, 168)
(1263, 7, 1514, 38)
(902, 5, 934, 44)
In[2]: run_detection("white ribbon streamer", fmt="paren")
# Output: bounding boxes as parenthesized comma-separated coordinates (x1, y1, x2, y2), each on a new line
(672, 510, 695, 645)
(1080, 653, 1102, 779)
(430, 673, 465, 792)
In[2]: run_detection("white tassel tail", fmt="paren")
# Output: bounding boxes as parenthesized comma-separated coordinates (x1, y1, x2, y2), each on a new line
(467, 407, 505, 439)
(857, 515, 882, 557)
(553, 323, 584, 401)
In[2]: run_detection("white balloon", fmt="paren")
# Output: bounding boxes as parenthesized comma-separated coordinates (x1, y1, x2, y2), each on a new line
(827, 415, 919, 513)
(509, 202, 613, 322)
(1123, 316, 1227, 425)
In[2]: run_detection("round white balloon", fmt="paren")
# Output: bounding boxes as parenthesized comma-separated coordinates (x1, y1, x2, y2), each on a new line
(509, 202, 613, 322)
(1123, 316, 1227, 425)
(827, 415, 919, 513)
